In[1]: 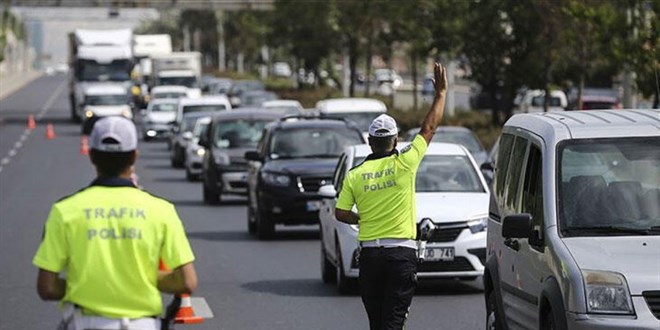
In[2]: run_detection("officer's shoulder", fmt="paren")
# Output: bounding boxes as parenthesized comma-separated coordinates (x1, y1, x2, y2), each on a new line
(55, 186, 92, 204)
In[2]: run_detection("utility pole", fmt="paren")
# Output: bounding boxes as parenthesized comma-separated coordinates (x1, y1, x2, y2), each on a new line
(215, 10, 225, 72)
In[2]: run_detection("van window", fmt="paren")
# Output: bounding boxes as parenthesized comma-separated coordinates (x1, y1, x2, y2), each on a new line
(504, 136, 528, 212)
(522, 144, 544, 235)
(495, 133, 515, 200)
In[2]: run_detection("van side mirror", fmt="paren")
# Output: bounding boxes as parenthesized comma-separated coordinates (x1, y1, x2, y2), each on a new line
(502, 214, 532, 239)
(245, 151, 262, 162)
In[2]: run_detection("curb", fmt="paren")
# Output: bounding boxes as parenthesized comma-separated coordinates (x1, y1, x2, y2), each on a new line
(0, 71, 43, 101)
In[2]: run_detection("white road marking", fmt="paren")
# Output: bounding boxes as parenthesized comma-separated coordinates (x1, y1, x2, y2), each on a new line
(0, 82, 64, 176)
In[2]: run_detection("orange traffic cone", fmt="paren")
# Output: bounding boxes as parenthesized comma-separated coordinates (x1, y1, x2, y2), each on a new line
(80, 135, 89, 155)
(45, 123, 56, 140)
(27, 115, 36, 130)
(174, 294, 204, 324)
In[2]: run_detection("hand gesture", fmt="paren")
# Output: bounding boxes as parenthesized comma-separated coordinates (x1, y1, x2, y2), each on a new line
(433, 62, 447, 96)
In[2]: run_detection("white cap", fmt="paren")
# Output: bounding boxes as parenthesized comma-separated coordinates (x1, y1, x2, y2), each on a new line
(89, 117, 138, 152)
(368, 114, 398, 137)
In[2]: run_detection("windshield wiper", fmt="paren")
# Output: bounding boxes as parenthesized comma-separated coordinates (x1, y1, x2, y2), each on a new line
(564, 226, 654, 235)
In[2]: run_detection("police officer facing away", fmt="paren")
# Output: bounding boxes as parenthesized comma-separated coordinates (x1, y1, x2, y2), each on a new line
(33, 117, 198, 329)
(335, 63, 447, 330)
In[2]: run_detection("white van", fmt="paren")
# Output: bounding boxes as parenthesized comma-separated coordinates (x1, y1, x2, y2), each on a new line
(515, 89, 568, 114)
(485, 109, 660, 329)
(175, 96, 232, 125)
(315, 98, 387, 139)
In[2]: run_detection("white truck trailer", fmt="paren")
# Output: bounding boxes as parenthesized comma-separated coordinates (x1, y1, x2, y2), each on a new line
(68, 29, 134, 122)
(150, 52, 202, 98)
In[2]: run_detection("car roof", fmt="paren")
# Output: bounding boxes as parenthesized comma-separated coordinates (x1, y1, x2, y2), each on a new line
(406, 126, 473, 134)
(349, 142, 470, 158)
(504, 109, 660, 143)
(149, 98, 179, 105)
(315, 98, 387, 113)
(84, 84, 127, 95)
(267, 117, 362, 131)
(179, 96, 230, 106)
(151, 85, 188, 93)
(263, 100, 302, 108)
(210, 108, 286, 122)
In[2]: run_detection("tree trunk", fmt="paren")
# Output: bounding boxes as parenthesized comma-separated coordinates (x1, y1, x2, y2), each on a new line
(364, 32, 373, 97)
(411, 52, 418, 111)
(489, 78, 500, 126)
(348, 37, 358, 97)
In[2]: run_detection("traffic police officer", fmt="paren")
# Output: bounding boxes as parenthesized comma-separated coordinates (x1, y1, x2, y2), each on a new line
(33, 117, 198, 329)
(335, 63, 447, 330)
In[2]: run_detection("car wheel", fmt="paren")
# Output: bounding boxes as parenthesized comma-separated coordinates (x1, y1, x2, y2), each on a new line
(541, 309, 556, 330)
(202, 184, 219, 205)
(172, 147, 184, 168)
(247, 205, 257, 234)
(321, 239, 337, 284)
(185, 169, 195, 181)
(486, 289, 504, 330)
(256, 208, 275, 240)
(336, 240, 356, 294)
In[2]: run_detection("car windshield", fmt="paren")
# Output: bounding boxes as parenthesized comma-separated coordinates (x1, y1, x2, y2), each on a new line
(270, 127, 363, 159)
(416, 155, 485, 192)
(531, 96, 562, 107)
(213, 119, 271, 149)
(324, 112, 382, 132)
(559, 137, 660, 236)
(77, 59, 132, 82)
(151, 103, 177, 112)
(158, 77, 197, 88)
(183, 104, 227, 115)
(242, 93, 278, 107)
(181, 116, 202, 132)
(193, 121, 209, 138)
(154, 92, 186, 99)
(85, 94, 128, 106)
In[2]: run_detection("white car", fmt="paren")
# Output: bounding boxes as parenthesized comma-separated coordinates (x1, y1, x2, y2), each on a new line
(515, 89, 568, 114)
(149, 85, 190, 101)
(175, 96, 232, 125)
(140, 98, 178, 140)
(184, 116, 211, 181)
(318, 142, 491, 293)
(315, 98, 387, 140)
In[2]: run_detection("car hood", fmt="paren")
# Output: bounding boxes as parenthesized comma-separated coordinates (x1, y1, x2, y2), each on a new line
(415, 192, 489, 223)
(262, 158, 338, 177)
(213, 147, 253, 166)
(146, 112, 176, 123)
(563, 237, 660, 294)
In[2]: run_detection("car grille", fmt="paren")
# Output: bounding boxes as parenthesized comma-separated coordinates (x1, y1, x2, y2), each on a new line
(428, 227, 465, 242)
(417, 257, 475, 272)
(298, 176, 332, 193)
(643, 291, 660, 320)
(229, 181, 248, 189)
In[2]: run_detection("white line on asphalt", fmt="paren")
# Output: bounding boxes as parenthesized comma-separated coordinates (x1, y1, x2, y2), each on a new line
(0, 82, 64, 176)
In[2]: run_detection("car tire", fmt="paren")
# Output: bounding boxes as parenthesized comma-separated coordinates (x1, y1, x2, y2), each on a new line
(171, 147, 184, 168)
(256, 208, 275, 240)
(486, 289, 504, 330)
(203, 184, 219, 205)
(336, 240, 356, 294)
(542, 308, 557, 330)
(186, 169, 195, 181)
(321, 240, 337, 284)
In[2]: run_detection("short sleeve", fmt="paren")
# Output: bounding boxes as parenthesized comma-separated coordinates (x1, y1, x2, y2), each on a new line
(160, 205, 195, 269)
(335, 174, 355, 211)
(398, 134, 428, 170)
(33, 206, 68, 273)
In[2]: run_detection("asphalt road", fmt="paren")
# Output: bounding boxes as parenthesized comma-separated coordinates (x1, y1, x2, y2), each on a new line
(0, 75, 485, 330)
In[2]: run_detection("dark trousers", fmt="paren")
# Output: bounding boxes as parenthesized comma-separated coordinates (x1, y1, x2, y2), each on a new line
(359, 246, 418, 330)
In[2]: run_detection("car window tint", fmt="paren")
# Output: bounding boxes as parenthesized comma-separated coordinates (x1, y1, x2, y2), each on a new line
(183, 104, 227, 114)
(416, 155, 485, 192)
(431, 131, 483, 154)
(269, 128, 363, 159)
(522, 144, 544, 230)
(332, 154, 346, 188)
(213, 119, 271, 149)
(504, 136, 528, 213)
(495, 133, 515, 201)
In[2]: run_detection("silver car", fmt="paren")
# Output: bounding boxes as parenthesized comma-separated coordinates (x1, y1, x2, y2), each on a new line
(485, 109, 660, 329)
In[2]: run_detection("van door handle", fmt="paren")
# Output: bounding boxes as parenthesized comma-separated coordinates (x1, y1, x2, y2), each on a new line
(504, 238, 520, 251)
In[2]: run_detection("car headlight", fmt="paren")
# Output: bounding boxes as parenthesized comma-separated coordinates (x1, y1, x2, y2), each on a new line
(85, 109, 94, 118)
(261, 172, 290, 187)
(121, 109, 133, 119)
(467, 217, 488, 234)
(195, 148, 206, 157)
(582, 270, 634, 315)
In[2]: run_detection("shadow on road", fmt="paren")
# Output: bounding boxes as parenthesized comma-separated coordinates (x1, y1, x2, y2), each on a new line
(241, 278, 343, 297)
(415, 279, 484, 295)
(187, 230, 251, 242)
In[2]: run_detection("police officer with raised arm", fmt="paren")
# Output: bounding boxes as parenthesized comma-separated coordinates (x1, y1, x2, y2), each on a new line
(33, 116, 198, 330)
(334, 63, 447, 330)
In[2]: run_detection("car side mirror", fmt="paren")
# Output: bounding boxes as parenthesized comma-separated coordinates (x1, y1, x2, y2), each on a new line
(198, 134, 209, 148)
(502, 214, 532, 239)
(182, 131, 194, 140)
(318, 184, 336, 199)
(245, 151, 262, 162)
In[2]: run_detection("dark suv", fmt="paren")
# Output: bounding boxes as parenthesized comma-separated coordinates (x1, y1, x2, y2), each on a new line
(199, 109, 288, 204)
(245, 116, 365, 239)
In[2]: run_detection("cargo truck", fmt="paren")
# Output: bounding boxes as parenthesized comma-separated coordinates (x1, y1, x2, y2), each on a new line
(150, 52, 202, 98)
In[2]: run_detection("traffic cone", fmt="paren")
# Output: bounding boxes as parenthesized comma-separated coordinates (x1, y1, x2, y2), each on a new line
(27, 115, 36, 130)
(174, 294, 204, 324)
(80, 135, 89, 155)
(45, 123, 56, 140)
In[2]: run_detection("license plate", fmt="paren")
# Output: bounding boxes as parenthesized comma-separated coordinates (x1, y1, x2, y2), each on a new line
(306, 201, 322, 211)
(424, 247, 455, 262)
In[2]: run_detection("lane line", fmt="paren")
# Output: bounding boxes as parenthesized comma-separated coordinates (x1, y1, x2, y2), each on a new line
(0, 82, 65, 176)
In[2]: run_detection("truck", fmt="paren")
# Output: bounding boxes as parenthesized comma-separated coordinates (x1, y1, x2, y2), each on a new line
(150, 52, 202, 98)
(133, 34, 172, 107)
(68, 29, 134, 123)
